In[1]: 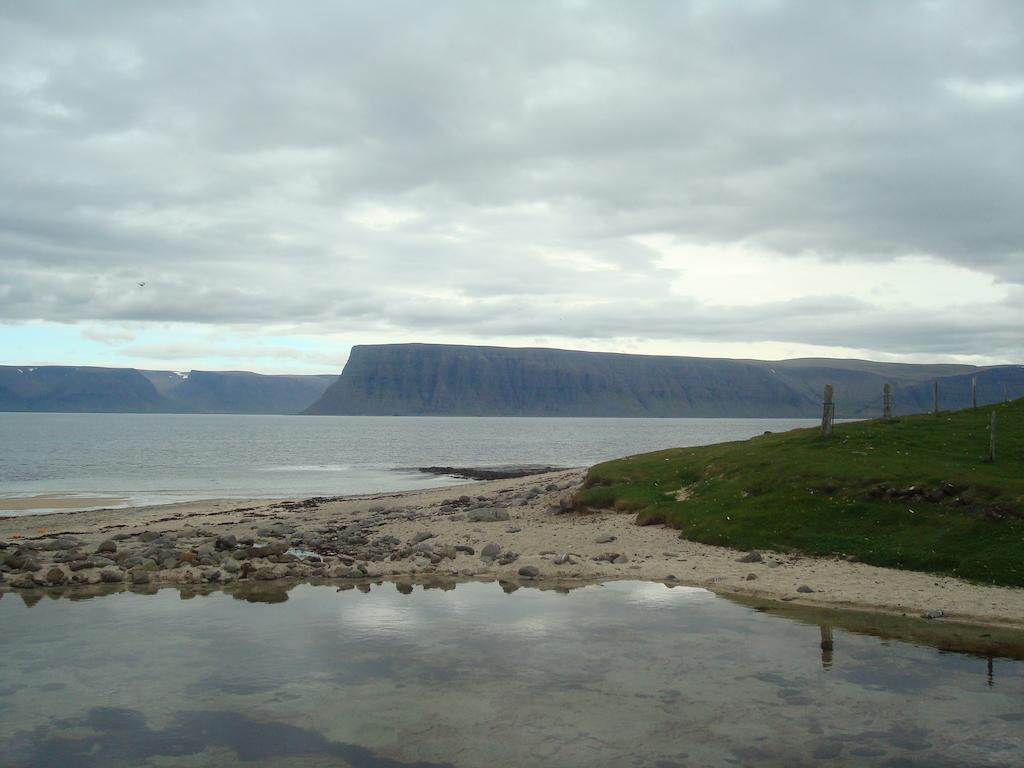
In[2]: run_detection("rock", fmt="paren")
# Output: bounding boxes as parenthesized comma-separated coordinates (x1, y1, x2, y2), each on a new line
(921, 610, 945, 619)
(737, 551, 763, 563)
(480, 543, 502, 560)
(215, 534, 237, 551)
(10, 574, 36, 589)
(254, 567, 277, 581)
(96, 540, 118, 554)
(796, 585, 814, 593)
(466, 508, 511, 523)
(496, 552, 519, 566)
(518, 565, 540, 578)
(413, 531, 435, 543)
(7, 553, 41, 572)
(130, 568, 151, 585)
(248, 541, 287, 558)
(53, 550, 86, 564)
(99, 568, 124, 584)
(45, 567, 66, 585)
(665, 575, 678, 581)
(595, 535, 616, 544)
(138, 531, 161, 543)
(745, 573, 758, 581)
(331, 565, 361, 579)
(454, 545, 475, 555)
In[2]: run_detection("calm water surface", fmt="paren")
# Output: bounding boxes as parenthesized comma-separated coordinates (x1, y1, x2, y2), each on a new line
(0, 581, 1021, 768)
(0, 413, 822, 512)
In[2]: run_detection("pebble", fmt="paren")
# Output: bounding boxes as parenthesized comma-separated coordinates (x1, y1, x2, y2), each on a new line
(737, 551, 763, 563)
(796, 585, 814, 593)
(595, 535, 616, 544)
(518, 565, 540, 578)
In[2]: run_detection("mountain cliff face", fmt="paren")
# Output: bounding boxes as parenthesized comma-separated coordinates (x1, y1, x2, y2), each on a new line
(305, 344, 1024, 418)
(0, 367, 336, 414)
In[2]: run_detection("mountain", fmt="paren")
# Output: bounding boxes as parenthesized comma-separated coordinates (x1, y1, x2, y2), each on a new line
(304, 343, 1024, 418)
(0, 367, 336, 414)
(0, 366, 167, 413)
(140, 370, 337, 415)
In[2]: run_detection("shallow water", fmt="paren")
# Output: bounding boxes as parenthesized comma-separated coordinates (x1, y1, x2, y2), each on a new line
(0, 413, 822, 513)
(1, 581, 1021, 767)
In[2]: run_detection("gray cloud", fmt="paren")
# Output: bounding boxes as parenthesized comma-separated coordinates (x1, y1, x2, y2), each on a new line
(1, 0, 1023, 361)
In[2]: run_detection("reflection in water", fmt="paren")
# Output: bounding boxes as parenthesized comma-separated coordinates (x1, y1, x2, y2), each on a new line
(820, 624, 834, 670)
(4, 706, 453, 768)
(1, 581, 1022, 767)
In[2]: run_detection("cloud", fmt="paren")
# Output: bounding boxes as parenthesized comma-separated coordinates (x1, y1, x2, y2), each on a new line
(0, 0, 1022, 365)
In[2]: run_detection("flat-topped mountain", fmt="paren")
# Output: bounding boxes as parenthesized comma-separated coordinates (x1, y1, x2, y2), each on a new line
(0, 366, 336, 414)
(305, 343, 1024, 418)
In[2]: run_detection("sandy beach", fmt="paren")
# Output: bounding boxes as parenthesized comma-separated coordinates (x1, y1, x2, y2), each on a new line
(2, 469, 1023, 630)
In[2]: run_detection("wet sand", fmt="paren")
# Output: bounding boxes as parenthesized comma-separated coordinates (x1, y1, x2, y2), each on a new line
(2, 469, 1023, 629)
(0, 493, 129, 512)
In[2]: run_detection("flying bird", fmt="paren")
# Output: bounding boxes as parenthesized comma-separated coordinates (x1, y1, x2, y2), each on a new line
(138, 282, 146, 287)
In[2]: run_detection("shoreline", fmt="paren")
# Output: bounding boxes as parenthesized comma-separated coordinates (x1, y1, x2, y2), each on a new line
(2, 469, 1023, 632)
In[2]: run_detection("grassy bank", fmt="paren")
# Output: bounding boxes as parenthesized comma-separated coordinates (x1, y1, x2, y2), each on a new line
(576, 399, 1024, 587)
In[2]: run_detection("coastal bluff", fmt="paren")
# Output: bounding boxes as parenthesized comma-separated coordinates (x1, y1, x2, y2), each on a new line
(304, 343, 1024, 418)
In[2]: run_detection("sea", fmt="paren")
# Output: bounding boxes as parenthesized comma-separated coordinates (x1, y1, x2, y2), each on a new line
(0, 412, 823, 513)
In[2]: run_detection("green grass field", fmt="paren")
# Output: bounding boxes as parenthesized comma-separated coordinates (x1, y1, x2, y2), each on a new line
(576, 399, 1024, 587)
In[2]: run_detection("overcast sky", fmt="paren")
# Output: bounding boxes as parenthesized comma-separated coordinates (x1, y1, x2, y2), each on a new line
(1, 1, 1022, 373)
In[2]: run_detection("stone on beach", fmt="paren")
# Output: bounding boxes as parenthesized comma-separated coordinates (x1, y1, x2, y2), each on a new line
(466, 508, 510, 523)
(99, 568, 124, 583)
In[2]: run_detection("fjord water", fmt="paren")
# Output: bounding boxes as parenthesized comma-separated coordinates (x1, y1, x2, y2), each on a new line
(0, 413, 821, 512)
(1, 581, 1021, 767)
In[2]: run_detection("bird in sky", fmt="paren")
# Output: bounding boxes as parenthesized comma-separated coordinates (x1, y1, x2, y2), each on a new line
(138, 282, 146, 287)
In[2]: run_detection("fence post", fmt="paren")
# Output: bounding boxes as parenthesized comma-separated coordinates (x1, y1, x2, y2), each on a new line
(990, 411, 997, 462)
(932, 381, 939, 415)
(883, 383, 892, 419)
(972, 376, 977, 409)
(821, 384, 835, 437)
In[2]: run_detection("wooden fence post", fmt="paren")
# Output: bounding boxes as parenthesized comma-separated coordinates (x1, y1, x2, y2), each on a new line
(990, 411, 997, 462)
(932, 381, 939, 415)
(972, 376, 977, 409)
(883, 383, 892, 419)
(821, 384, 835, 437)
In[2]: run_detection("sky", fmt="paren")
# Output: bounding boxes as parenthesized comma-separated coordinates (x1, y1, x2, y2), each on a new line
(1, 1, 1022, 374)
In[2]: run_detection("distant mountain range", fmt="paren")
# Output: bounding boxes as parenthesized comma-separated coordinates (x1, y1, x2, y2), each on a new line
(5, 345, 1022, 417)
(0, 366, 336, 414)
(304, 343, 1024, 418)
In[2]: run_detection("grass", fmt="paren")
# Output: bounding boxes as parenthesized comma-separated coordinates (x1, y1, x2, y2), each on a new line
(576, 398, 1024, 587)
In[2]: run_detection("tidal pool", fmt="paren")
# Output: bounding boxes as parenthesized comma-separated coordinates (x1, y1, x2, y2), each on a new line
(1, 581, 1021, 767)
